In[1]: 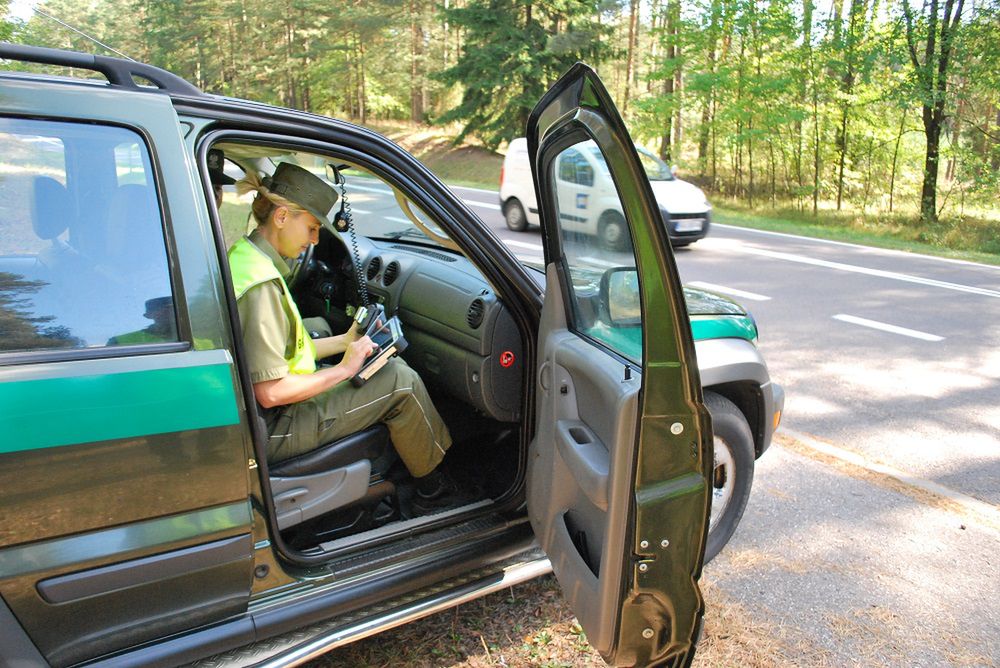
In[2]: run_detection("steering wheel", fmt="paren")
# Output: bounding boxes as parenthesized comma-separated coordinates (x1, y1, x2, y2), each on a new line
(287, 244, 316, 291)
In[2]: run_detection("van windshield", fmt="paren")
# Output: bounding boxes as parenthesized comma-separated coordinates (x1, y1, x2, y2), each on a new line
(636, 148, 674, 181)
(587, 144, 674, 181)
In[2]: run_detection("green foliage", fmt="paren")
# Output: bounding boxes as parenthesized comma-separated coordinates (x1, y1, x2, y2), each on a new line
(434, 0, 613, 149)
(6, 0, 997, 234)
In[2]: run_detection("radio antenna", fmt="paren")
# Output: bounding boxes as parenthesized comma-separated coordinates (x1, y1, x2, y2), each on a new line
(32, 7, 135, 61)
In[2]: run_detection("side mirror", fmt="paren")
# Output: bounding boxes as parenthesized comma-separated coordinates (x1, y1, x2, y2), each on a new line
(600, 267, 641, 327)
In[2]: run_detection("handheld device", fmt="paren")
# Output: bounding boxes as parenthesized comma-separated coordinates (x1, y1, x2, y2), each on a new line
(351, 303, 408, 387)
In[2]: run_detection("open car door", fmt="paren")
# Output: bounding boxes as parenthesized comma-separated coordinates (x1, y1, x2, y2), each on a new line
(526, 64, 712, 666)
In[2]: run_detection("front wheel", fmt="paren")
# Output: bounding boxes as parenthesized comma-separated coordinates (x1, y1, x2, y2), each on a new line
(503, 198, 528, 232)
(704, 392, 755, 563)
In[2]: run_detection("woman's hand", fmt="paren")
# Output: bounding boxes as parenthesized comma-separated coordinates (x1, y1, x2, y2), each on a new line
(338, 335, 376, 376)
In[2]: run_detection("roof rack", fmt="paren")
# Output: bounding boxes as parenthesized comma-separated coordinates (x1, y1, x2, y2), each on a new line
(0, 42, 203, 96)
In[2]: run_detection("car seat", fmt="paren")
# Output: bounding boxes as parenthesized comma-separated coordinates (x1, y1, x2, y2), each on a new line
(268, 424, 398, 536)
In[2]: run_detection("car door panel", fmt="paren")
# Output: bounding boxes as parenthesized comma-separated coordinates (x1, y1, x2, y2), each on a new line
(529, 266, 641, 653)
(526, 64, 710, 666)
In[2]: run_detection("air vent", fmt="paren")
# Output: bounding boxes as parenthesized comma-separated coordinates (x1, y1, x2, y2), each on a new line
(466, 298, 485, 329)
(366, 256, 382, 281)
(382, 261, 400, 286)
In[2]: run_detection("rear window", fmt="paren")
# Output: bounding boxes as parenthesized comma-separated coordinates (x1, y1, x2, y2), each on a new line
(0, 117, 177, 353)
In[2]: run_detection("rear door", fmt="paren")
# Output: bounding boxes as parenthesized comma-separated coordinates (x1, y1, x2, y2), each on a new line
(0, 78, 253, 666)
(526, 64, 712, 666)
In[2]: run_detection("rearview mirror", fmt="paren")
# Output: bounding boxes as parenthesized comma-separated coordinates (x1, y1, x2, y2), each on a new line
(600, 267, 640, 327)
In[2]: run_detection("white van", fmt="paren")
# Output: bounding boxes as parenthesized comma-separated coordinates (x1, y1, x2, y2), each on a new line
(500, 137, 712, 249)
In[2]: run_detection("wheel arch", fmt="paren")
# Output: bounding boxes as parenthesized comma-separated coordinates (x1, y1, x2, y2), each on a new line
(703, 381, 765, 458)
(695, 337, 775, 459)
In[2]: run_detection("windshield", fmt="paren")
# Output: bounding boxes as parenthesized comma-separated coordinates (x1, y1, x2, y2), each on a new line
(276, 154, 448, 247)
(636, 147, 674, 181)
(587, 144, 673, 182)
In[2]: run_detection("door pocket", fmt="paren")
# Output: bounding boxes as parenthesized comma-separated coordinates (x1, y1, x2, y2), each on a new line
(554, 419, 609, 511)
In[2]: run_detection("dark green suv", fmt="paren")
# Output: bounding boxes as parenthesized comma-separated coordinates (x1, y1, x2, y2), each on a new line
(0, 44, 779, 668)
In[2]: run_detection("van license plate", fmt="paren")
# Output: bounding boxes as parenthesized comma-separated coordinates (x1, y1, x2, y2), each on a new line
(674, 219, 704, 233)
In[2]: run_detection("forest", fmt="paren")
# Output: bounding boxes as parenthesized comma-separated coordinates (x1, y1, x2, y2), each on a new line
(3, 0, 999, 246)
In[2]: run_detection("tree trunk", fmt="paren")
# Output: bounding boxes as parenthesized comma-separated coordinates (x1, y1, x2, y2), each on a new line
(812, 81, 820, 216)
(410, 0, 425, 123)
(903, 0, 964, 222)
(992, 106, 1000, 172)
(921, 112, 942, 219)
(836, 106, 849, 210)
(797, 0, 813, 194)
(622, 0, 639, 112)
(889, 112, 906, 212)
(659, 0, 680, 161)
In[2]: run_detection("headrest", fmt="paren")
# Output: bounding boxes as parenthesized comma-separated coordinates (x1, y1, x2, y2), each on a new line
(31, 176, 71, 240)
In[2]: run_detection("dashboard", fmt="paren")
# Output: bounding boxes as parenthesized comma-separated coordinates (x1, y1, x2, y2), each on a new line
(303, 234, 523, 423)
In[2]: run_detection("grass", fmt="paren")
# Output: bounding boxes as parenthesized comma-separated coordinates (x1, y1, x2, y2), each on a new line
(361, 121, 1000, 266)
(711, 201, 1000, 266)
(307, 574, 808, 668)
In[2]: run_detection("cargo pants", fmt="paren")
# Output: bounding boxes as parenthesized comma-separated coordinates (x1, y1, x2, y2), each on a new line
(265, 357, 452, 478)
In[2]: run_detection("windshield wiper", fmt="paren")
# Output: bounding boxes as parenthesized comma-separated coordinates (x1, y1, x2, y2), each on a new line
(382, 228, 429, 241)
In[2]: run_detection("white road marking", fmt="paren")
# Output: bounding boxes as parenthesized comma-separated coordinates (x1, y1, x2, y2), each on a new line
(386, 216, 411, 225)
(462, 198, 501, 211)
(348, 207, 371, 214)
(505, 239, 544, 251)
(833, 314, 944, 341)
(449, 184, 504, 195)
(781, 428, 1000, 527)
(727, 244, 1000, 299)
(713, 223, 1000, 271)
(686, 281, 772, 301)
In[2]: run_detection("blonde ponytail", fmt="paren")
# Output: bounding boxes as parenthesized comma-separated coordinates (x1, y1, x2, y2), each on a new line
(235, 171, 306, 226)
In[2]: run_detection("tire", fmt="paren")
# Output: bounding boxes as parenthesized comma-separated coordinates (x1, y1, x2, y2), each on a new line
(704, 392, 755, 563)
(503, 198, 528, 232)
(598, 211, 628, 251)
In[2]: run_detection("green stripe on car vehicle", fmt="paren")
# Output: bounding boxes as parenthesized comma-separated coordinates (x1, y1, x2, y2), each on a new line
(0, 360, 239, 454)
(585, 315, 757, 364)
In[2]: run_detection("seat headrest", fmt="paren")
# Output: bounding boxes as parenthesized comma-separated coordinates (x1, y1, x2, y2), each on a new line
(32, 176, 72, 240)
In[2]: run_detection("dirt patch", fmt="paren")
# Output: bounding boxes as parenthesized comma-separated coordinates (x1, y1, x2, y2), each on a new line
(308, 574, 816, 667)
(365, 122, 503, 190)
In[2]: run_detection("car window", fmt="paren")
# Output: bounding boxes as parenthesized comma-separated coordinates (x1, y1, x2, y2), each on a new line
(0, 117, 177, 353)
(549, 139, 640, 362)
(557, 148, 594, 187)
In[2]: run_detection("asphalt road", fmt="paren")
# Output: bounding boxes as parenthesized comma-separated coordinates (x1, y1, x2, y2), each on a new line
(448, 184, 1000, 506)
(447, 184, 1000, 665)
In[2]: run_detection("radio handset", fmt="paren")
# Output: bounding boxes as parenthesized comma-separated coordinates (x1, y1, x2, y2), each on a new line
(328, 165, 407, 387)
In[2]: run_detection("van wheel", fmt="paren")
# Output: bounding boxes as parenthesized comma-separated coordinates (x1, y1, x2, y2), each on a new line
(503, 199, 528, 232)
(704, 392, 755, 563)
(598, 211, 628, 251)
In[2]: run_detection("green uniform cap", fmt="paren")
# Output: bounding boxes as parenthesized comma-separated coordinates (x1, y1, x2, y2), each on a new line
(267, 162, 339, 232)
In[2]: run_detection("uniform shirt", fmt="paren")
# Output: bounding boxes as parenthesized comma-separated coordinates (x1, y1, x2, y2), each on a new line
(235, 229, 300, 384)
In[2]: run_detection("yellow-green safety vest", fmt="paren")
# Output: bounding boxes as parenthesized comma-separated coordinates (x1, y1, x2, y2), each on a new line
(228, 236, 316, 375)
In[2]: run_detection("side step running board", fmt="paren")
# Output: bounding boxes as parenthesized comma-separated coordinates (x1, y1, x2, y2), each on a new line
(189, 550, 552, 668)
